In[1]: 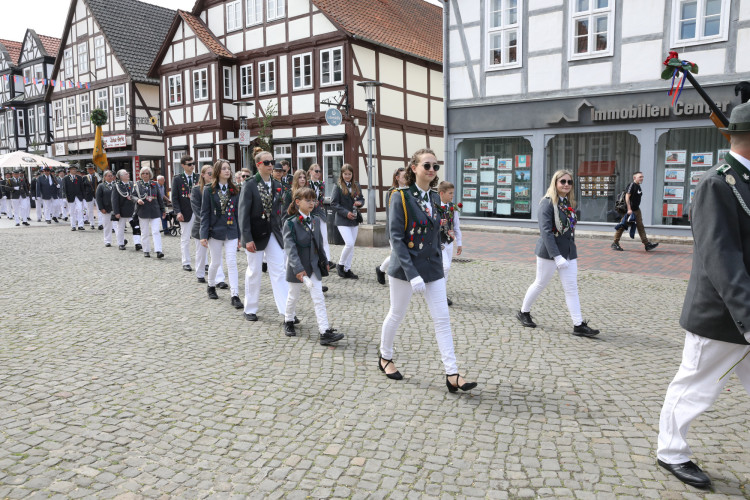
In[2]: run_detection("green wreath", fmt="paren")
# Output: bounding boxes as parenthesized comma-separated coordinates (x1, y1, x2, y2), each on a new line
(90, 108, 108, 127)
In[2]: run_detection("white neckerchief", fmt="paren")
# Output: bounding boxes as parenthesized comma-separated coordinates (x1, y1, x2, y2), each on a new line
(416, 186, 431, 217)
(729, 151, 750, 171)
(219, 183, 228, 192)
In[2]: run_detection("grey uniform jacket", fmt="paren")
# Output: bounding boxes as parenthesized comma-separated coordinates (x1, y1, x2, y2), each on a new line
(200, 186, 240, 241)
(283, 215, 326, 282)
(172, 173, 198, 220)
(681, 157, 750, 345)
(95, 182, 113, 213)
(237, 177, 284, 250)
(134, 180, 165, 219)
(534, 197, 578, 260)
(387, 186, 444, 283)
(112, 181, 135, 219)
(190, 185, 203, 239)
(331, 183, 364, 227)
(83, 174, 98, 202)
(310, 180, 326, 219)
(36, 175, 58, 200)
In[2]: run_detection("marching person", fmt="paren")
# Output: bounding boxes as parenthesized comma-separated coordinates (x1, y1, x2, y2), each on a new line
(273, 162, 289, 208)
(238, 150, 289, 322)
(282, 187, 344, 345)
(36, 166, 59, 224)
(437, 181, 462, 306)
(83, 164, 99, 228)
(95, 170, 115, 247)
(656, 103, 750, 489)
(55, 168, 68, 221)
(375, 167, 408, 285)
(280, 159, 293, 186)
(62, 165, 85, 230)
(111, 169, 135, 251)
(0, 171, 10, 219)
(30, 170, 41, 222)
(200, 160, 242, 309)
(191, 164, 226, 286)
(10, 170, 30, 226)
(134, 166, 166, 259)
(331, 164, 364, 279)
(379, 148, 477, 393)
(516, 170, 600, 337)
(307, 163, 332, 266)
(172, 155, 199, 272)
(156, 175, 171, 236)
(283, 168, 308, 215)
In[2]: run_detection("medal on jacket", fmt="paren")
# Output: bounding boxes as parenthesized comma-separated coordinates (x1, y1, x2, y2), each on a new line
(408, 222, 416, 248)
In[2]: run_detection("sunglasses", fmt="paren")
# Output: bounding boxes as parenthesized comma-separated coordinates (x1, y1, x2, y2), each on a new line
(185, 162, 195, 166)
(312, 170, 321, 173)
(257, 160, 274, 166)
(241, 174, 251, 179)
(558, 179, 573, 185)
(421, 163, 440, 171)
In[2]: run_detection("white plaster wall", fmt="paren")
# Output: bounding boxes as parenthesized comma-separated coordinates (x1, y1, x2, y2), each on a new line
(280, 96, 289, 116)
(406, 94, 428, 123)
(430, 70, 443, 99)
(279, 55, 288, 96)
(184, 25, 194, 39)
(528, 0, 563, 9)
(619, 40, 663, 83)
(687, 48, 726, 75)
(429, 136, 444, 157)
(226, 33, 243, 53)
(288, 18, 310, 41)
(352, 45, 376, 80)
(266, 24, 286, 46)
(740, 0, 750, 21)
(196, 41, 209, 56)
(568, 62, 612, 88)
(406, 132, 426, 157)
(528, 11, 563, 52)
(172, 135, 187, 146)
(207, 6, 224, 37)
(407, 63, 428, 95)
(380, 88, 404, 119)
(485, 71, 521, 96)
(430, 100, 444, 126)
(292, 93, 315, 114)
(320, 124, 345, 135)
(295, 126, 317, 137)
(196, 132, 213, 143)
(185, 39, 196, 59)
(312, 13, 337, 36)
(527, 54, 562, 92)
(463, 26, 481, 61)
(163, 47, 173, 65)
(273, 128, 293, 139)
(380, 128, 404, 158)
(193, 104, 209, 122)
(621, 0, 664, 38)
(456, 0, 481, 24)
(449, 28, 464, 65)
(737, 28, 750, 73)
(449, 66, 473, 100)
(171, 111, 184, 126)
(246, 28, 264, 51)
(288, 0, 310, 17)
(379, 54, 403, 88)
(173, 43, 184, 62)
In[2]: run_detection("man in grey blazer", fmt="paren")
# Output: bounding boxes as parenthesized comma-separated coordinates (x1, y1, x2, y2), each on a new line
(657, 102, 750, 489)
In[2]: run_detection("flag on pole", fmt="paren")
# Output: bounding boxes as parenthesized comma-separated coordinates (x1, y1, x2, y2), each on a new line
(92, 126, 108, 171)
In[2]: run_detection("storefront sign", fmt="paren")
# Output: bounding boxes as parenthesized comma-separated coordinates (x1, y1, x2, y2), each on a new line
(590, 101, 730, 122)
(103, 134, 126, 148)
(134, 156, 141, 180)
(54, 143, 67, 156)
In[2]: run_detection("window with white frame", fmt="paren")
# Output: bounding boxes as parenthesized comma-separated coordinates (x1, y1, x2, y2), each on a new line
(227, 1, 242, 31)
(193, 69, 208, 101)
(487, 0, 521, 69)
(23, 68, 32, 96)
(168, 74, 182, 105)
(34, 64, 43, 83)
(94, 36, 105, 69)
(240, 64, 253, 97)
(223, 67, 233, 99)
(292, 53, 312, 90)
(66, 97, 76, 126)
(0, 119, 5, 140)
(37, 105, 45, 133)
(570, 0, 614, 59)
(258, 60, 276, 95)
(297, 142, 317, 172)
(17, 110, 25, 136)
(246, 0, 262, 25)
(77, 42, 89, 74)
(198, 149, 213, 167)
(322, 141, 343, 196)
(172, 150, 187, 175)
(7, 114, 14, 136)
(274, 144, 291, 161)
(28, 108, 35, 135)
(96, 88, 108, 112)
(54, 101, 63, 129)
(64, 48, 73, 80)
(320, 47, 343, 86)
(80, 94, 90, 125)
(114, 85, 126, 121)
(671, 0, 729, 46)
(267, 0, 285, 20)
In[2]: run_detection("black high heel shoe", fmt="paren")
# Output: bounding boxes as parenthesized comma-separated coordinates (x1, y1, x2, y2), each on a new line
(378, 355, 403, 380)
(446, 374, 477, 393)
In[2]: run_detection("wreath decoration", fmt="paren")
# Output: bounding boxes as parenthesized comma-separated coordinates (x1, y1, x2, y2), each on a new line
(90, 108, 108, 127)
(660, 51, 699, 106)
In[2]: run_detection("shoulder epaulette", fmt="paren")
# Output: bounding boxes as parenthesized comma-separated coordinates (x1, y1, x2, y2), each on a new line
(717, 164, 731, 175)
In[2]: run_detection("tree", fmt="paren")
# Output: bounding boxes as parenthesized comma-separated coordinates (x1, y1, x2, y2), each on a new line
(255, 102, 277, 152)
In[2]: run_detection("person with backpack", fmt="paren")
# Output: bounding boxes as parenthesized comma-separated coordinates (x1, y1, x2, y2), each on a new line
(612, 171, 659, 252)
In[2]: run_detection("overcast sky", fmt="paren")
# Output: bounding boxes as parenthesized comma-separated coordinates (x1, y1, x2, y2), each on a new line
(2, 0, 442, 43)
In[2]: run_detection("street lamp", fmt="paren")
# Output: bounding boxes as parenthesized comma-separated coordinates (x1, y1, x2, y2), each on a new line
(233, 101, 254, 173)
(357, 80, 381, 225)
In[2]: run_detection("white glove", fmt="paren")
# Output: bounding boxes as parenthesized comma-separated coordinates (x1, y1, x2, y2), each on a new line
(410, 276, 426, 294)
(554, 255, 569, 269)
(302, 276, 313, 289)
(13, 186, 19, 190)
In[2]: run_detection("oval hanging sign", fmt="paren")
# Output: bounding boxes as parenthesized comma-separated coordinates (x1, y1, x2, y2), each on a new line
(325, 108, 343, 127)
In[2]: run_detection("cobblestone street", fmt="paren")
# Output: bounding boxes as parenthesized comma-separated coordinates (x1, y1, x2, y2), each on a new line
(1, 221, 749, 499)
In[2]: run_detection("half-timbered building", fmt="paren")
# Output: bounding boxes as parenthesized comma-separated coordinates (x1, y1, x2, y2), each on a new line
(150, 0, 444, 209)
(47, 0, 175, 177)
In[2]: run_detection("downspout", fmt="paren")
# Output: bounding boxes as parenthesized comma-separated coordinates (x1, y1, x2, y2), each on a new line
(443, 1, 451, 182)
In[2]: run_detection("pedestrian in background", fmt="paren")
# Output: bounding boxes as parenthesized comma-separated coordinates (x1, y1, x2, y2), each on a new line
(191, 164, 226, 287)
(375, 167, 407, 285)
(331, 164, 364, 279)
(612, 171, 659, 252)
(438, 181, 462, 306)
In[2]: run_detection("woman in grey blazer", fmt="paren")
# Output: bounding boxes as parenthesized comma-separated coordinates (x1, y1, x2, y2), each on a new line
(191, 165, 226, 286)
(516, 169, 599, 337)
(330, 164, 364, 279)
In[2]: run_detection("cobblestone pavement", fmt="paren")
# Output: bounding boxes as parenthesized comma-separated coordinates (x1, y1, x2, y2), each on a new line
(1, 221, 749, 499)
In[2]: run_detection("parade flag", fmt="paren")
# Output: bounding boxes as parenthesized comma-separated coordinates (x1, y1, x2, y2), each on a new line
(91, 109, 108, 171)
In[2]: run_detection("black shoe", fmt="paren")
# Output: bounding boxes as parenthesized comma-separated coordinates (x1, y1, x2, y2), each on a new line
(63, 217, 68, 221)
(284, 321, 296, 337)
(135, 244, 142, 251)
(446, 374, 478, 393)
(345, 269, 358, 280)
(123, 240, 128, 246)
(378, 355, 403, 380)
(244, 313, 258, 321)
(156, 252, 164, 259)
(205, 264, 209, 272)
(144, 252, 151, 258)
(71, 227, 76, 231)
(105, 243, 111, 247)
(22, 221, 29, 226)
(294, 316, 300, 325)
(516, 310, 536, 328)
(78, 226, 85, 231)
(197, 277, 206, 283)
(46, 220, 51, 224)
(447, 297, 453, 306)
(320, 328, 344, 345)
(84, 220, 90, 225)
(207, 286, 218, 299)
(573, 321, 600, 337)
(262, 262, 268, 273)
(322, 286, 328, 293)
(337, 264, 346, 278)
(658, 459, 711, 489)
(217, 282, 229, 289)
(611, 242, 623, 251)
(15, 223, 19, 226)
(328, 260, 336, 269)
(52, 217, 58, 223)
(645, 242, 659, 251)
(231, 296, 243, 309)
(26, 217, 31, 221)
(375, 266, 386, 285)
(118, 245, 126, 250)
(183, 265, 193, 272)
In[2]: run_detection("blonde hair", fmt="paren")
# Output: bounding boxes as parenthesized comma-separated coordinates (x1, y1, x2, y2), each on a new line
(198, 164, 212, 191)
(544, 169, 576, 208)
(338, 164, 359, 197)
(291, 169, 308, 199)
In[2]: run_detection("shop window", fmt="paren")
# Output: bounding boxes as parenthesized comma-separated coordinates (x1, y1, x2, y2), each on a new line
(198, 149, 213, 167)
(172, 150, 187, 176)
(654, 126, 725, 226)
(569, 0, 614, 60)
(487, 0, 521, 70)
(297, 143, 317, 172)
(671, 0, 729, 47)
(457, 137, 534, 219)
(323, 141, 343, 197)
(546, 131, 640, 223)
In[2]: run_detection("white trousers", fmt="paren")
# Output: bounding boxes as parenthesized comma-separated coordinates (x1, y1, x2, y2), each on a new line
(11, 198, 23, 224)
(319, 219, 331, 261)
(85, 200, 95, 223)
(101, 213, 113, 244)
(0, 196, 8, 215)
(521, 257, 583, 326)
(58, 198, 68, 218)
(115, 218, 140, 246)
(380, 277, 458, 375)
(337, 225, 358, 271)
(140, 217, 162, 253)
(179, 215, 194, 266)
(244, 237, 288, 315)
(442, 242, 454, 279)
(42, 198, 55, 221)
(196, 242, 225, 282)
(658, 331, 750, 464)
(379, 242, 394, 272)
(68, 199, 84, 228)
(35, 198, 42, 220)
(208, 237, 239, 295)
(285, 276, 329, 333)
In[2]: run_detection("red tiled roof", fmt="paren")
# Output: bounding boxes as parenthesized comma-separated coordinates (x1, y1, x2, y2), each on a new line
(0, 39, 22, 65)
(38, 35, 61, 58)
(178, 10, 234, 59)
(312, 0, 443, 64)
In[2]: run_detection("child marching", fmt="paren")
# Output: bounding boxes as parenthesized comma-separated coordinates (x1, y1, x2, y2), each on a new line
(437, 181, 463, 306)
